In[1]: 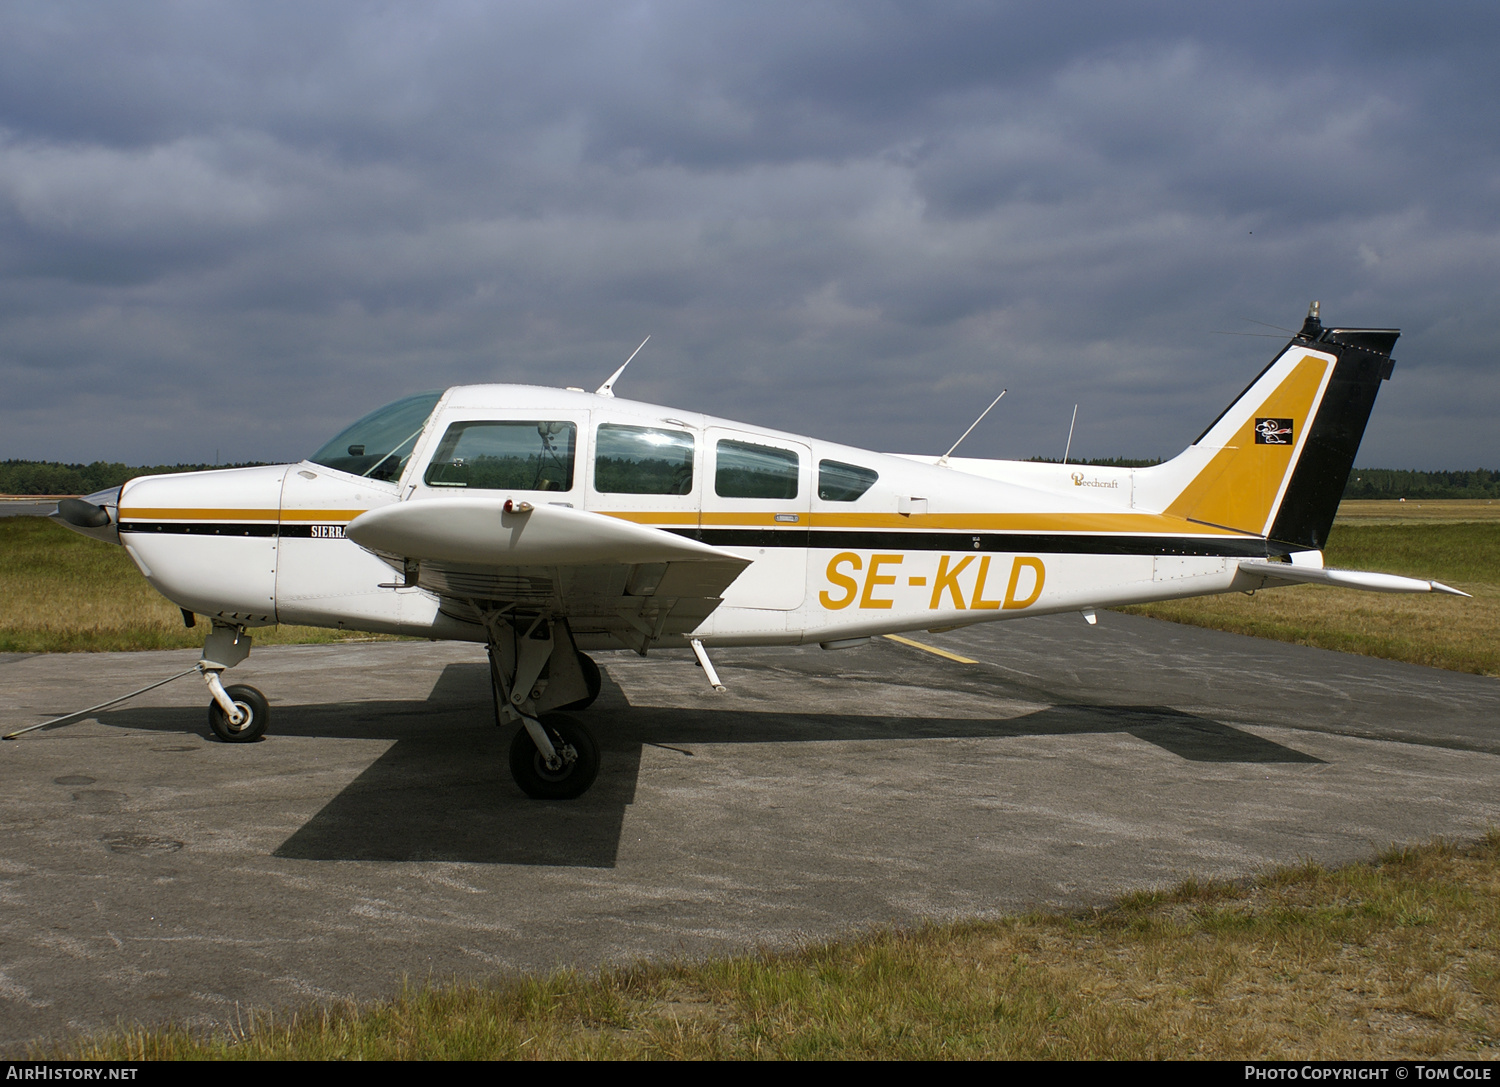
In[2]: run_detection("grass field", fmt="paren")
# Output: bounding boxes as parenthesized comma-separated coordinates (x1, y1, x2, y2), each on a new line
(1121, 509, 1499, 676)
(0, 517, 397, 653)
(26, 835, 1500, 1060)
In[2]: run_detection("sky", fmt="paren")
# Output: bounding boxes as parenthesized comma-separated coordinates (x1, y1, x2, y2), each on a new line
(1, 2, 1496, 470)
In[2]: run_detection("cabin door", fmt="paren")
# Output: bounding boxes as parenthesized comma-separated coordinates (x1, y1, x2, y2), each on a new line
(700, 428, 811, 611)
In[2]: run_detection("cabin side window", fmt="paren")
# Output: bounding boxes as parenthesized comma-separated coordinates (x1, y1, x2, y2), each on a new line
(818, 459, 879, 501)
(715, 440, 799, 499)
(423, 420, 576, 491)
(594, 424, 695, 495)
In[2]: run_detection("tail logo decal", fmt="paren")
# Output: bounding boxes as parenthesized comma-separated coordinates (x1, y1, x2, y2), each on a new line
(1254, 418, 1294, 445)
(1164, 353, 1330, 536)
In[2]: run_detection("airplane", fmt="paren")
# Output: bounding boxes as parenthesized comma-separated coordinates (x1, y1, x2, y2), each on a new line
(49, 302, 1466, 799)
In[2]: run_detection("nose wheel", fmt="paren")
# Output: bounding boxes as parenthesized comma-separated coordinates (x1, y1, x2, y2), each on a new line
(208, 684, 269, 743)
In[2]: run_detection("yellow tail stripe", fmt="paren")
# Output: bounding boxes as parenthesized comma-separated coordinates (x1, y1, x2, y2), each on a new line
(1164, 354, 1329, 535)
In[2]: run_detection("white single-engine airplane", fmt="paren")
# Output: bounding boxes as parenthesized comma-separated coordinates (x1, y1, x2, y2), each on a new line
(50, 304, 1465, 799)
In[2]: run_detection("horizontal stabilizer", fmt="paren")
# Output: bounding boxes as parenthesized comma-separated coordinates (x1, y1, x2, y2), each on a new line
(1238, 560, 1469, 597)
(346, 498, 749, 569)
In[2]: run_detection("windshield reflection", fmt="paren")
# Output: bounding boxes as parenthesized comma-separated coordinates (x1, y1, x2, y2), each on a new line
(308, 391, 442, 480)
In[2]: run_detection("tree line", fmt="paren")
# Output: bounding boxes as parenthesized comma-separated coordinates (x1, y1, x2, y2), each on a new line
(0, 460, 264, 496)
(1342, 468, 1500, 500)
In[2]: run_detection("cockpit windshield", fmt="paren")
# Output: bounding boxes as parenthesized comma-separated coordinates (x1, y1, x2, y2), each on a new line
(309, 391, 443, 481)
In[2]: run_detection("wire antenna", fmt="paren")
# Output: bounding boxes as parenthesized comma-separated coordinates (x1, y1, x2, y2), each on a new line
(596, 336, 651, 398)
(937, 389, 1006, 467)
(1238, 316, 1296, 334)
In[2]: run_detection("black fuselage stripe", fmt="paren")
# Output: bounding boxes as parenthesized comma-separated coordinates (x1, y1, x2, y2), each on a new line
(121, 523, 341, 539)
(119, 521, 279, 537)
(119, 520, 1280, 558)
(687, 527, 1276, 557)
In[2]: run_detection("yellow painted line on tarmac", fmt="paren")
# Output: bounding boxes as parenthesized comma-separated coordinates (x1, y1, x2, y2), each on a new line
(883, 634, 978, 665)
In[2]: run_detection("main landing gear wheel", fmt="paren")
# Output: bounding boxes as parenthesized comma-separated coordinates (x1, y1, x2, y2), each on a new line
(509, 713, 599, 800)
(558, 652, 601, 711)
(208, 684, 269, 743)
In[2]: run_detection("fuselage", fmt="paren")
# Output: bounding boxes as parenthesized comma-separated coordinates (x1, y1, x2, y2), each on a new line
(109, 382, 1283, 650)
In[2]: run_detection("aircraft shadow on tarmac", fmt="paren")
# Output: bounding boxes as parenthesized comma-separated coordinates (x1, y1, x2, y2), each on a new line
(99, 662, 1320, 869)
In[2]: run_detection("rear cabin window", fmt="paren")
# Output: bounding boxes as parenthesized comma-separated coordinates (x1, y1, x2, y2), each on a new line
(716, 440, 799, 499)
(818, 459, 879, 502)
(423, 421, 576, 491)
(594, 424, 695, 495)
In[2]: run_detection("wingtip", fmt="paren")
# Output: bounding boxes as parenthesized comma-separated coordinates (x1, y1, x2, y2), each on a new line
(1430, 581, 1471, 598)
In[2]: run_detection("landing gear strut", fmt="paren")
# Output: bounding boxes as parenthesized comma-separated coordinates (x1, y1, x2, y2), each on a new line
(481, 612, 600, 799)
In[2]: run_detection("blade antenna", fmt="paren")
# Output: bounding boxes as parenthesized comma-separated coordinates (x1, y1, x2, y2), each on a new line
(1062, 404, 1078, 465)
(936, 389, 1006, 467)
(596, 335, 651, 398)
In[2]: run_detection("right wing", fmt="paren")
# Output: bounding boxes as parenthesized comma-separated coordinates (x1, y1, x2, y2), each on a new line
(346, 499, 751, 650)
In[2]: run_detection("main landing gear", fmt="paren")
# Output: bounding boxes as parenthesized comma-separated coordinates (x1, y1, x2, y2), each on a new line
(481, 612, 601, 799)
(507, 712, 599, 800)
(191, 615, 602, 797)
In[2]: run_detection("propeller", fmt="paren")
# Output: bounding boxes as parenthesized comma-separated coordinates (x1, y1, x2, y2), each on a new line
(55, 497, 111, 529)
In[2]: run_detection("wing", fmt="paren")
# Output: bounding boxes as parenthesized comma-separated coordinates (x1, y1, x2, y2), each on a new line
(346, 499, 751, 650)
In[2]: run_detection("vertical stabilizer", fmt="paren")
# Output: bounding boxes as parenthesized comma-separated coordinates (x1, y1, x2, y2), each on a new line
(1143, 307, 1397, 548)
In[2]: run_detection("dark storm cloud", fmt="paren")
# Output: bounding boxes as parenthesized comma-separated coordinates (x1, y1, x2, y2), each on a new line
(0, 1, 1495, 468)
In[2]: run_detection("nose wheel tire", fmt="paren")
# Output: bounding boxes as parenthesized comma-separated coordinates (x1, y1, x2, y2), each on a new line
(208, 685, 270, 743)
(509, 713, 599, 799)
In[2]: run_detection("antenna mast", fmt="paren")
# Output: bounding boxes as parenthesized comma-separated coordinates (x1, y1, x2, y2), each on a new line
(1062, 404, 1078, 465)
(936, 389, 1006, 467)
(596, 335, 651, 398)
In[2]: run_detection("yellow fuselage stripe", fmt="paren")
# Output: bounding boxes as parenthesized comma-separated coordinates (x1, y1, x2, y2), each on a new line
(120, 508, 367, 521)
(118, 505, 1254, 539)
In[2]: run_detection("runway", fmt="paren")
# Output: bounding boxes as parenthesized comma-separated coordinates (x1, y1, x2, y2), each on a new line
(2, 612, 1497, 1045)
(0, 499, 62, 519)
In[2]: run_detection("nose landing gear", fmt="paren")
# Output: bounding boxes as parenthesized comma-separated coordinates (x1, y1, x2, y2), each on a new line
(199, 623, 268, 743)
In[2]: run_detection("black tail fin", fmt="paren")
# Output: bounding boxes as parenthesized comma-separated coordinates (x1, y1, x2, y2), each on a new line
(1267, 309, 1398, 549)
